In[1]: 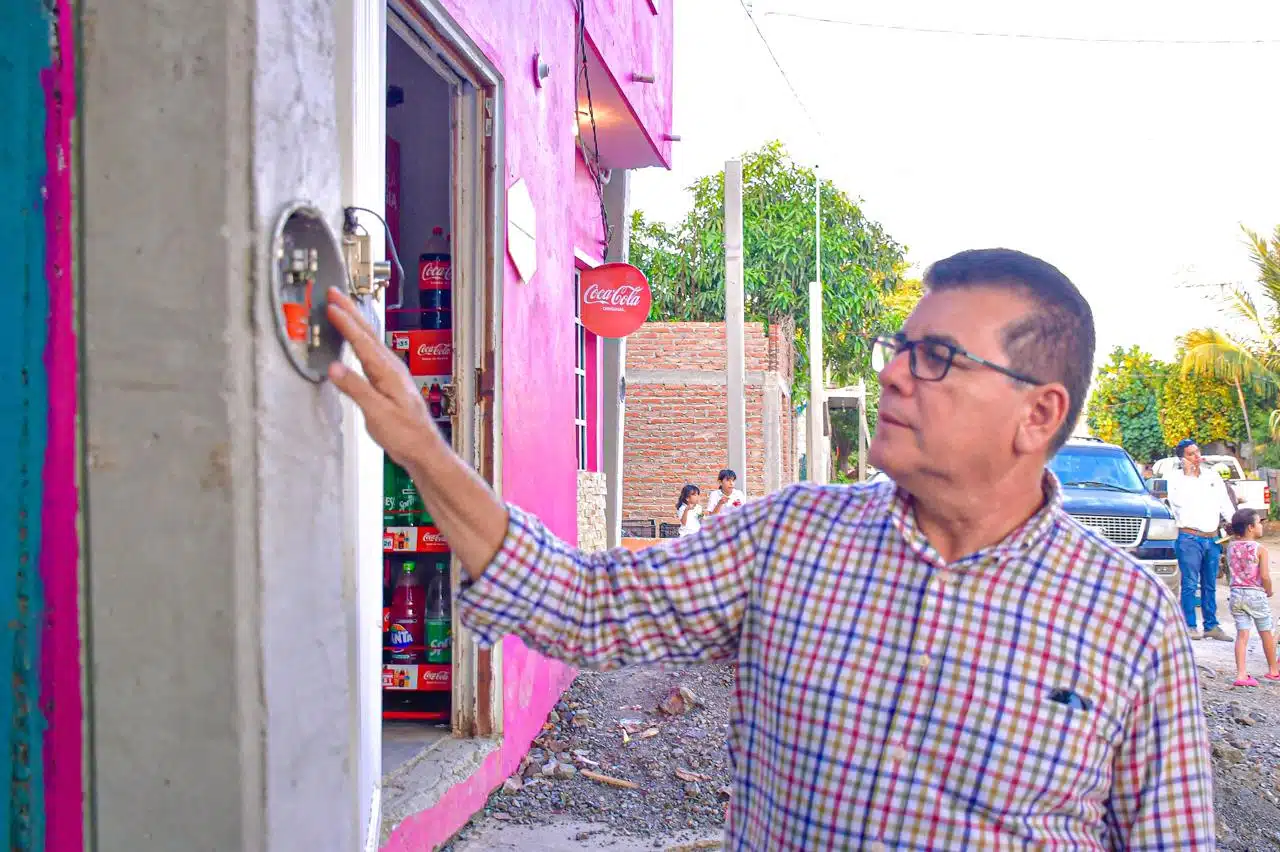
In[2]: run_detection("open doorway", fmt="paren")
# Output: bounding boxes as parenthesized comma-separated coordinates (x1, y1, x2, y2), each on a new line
(378, 8, 500, 777)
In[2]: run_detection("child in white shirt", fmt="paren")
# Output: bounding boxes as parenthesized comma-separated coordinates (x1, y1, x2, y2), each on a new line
(676, 484, 703, 537)
(705, 469, 746, 517)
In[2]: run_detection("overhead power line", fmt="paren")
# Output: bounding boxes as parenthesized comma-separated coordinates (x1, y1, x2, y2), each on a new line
(737, 0, 822, 136)
(764, 11, 1280, 46)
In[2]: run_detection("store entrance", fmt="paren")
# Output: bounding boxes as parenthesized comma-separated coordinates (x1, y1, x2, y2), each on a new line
(380, 19, 459, 774)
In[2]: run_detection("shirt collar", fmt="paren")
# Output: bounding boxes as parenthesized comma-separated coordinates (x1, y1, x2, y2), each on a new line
(888, 469, 1065, 568)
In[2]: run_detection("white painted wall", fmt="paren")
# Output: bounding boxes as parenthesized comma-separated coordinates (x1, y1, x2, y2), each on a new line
(335, 0, 389, 848)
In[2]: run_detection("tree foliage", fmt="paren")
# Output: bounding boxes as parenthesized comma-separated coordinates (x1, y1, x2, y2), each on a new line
(1159, 346, 1246, 449)
(830, 275, 922, 479)
(1179, 225, 1280, 444)
(629, 141, 906, 402)
(1085, 346, 1168, 463)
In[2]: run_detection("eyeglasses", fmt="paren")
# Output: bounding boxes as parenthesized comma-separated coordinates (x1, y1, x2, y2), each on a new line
(871, 333, 1044, 385)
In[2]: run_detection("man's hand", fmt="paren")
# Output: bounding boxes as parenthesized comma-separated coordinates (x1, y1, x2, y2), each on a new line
(324, 287, 508, 580)
(325, 287, 448, 470)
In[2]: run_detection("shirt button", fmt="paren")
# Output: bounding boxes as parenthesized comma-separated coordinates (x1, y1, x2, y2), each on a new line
(866, 843, 888, 852)
(887, 743, 908, 765)
(916, 652, 932, 669)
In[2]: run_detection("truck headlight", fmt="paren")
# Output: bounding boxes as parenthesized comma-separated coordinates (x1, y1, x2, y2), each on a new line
(1147, 518, 1178, 540)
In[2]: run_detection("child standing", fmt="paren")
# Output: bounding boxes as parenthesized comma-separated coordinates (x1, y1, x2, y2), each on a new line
(676, 484, 703, 537)
(1225, 508, 1279, 687)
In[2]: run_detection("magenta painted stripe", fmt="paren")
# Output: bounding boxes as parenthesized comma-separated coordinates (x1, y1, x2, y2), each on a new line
(39, 0, 84, 848)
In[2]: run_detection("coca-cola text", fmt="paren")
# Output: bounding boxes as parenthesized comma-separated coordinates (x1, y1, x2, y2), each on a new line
(582, 283, 644, 309)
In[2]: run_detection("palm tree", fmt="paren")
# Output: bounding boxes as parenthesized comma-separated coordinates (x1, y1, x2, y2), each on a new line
(1180, 225, 1280, 444)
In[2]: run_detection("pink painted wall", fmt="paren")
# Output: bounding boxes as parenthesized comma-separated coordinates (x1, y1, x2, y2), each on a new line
(40, 0, 84, 847)
(381, 2, 673, 849)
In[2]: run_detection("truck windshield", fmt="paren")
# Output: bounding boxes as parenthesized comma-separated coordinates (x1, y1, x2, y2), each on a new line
(1048, 448, 1145, 493)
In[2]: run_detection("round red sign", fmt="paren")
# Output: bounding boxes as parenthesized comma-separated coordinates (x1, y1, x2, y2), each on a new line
(578, 263, 652, 338)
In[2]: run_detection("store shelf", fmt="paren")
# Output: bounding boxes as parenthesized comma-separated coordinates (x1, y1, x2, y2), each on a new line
(382, 663, 451, 692)
(383, 525, 451, 553)
(381, 709, 450, 722)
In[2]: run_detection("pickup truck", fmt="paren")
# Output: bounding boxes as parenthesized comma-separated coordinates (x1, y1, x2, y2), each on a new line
(1151, 454, 1271, 515)
(1048, 438, 1181, 594)
(867, 439, 1182, 593)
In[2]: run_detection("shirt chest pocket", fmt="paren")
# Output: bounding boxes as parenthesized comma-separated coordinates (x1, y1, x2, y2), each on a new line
(946, 682, 1117, 818)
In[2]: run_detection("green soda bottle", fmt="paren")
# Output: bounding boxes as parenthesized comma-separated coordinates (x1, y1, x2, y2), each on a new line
(424, 559, 451, 664)
(383, 457, 400, 525)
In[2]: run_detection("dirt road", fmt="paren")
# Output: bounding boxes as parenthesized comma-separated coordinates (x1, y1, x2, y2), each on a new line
(1193, 554, 1280, 851)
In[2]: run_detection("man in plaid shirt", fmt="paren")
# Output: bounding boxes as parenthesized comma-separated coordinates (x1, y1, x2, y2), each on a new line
(327, 248, 1214, 850)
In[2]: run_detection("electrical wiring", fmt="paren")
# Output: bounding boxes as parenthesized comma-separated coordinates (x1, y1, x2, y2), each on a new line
(576, 0, 612, 248)
(764, 11, 1280, 46)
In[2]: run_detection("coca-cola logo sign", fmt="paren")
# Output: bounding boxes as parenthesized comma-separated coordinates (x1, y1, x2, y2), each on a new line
(416, 343, 452, 358)
(579, 263, 651, 338)
(420, 669, 449, 682)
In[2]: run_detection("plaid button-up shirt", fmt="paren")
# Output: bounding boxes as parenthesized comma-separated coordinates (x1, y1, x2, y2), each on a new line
(458, 475, 1214, 850)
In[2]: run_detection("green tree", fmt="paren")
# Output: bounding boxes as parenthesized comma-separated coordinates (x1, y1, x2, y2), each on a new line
(629, 141, 906, 402)
(830, 275, 923, 479)
(1085, 346, 1168, 463)
(1159, 345, 1246, 449)
(1180, 225, 1280, 445)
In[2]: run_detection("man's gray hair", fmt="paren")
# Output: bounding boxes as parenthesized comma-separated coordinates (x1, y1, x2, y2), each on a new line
(923, 248, 1096, 453)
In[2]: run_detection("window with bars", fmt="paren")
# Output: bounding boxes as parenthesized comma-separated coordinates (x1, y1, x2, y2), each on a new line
(574, 269, 589, 470)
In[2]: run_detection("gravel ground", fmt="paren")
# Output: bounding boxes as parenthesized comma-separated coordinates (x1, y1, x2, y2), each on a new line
(1192, 554, 1280, 851)
(443, 663, 735, 850)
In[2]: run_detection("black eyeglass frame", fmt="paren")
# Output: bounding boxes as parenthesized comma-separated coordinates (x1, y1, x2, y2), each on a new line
(872, 332, 1045, 386)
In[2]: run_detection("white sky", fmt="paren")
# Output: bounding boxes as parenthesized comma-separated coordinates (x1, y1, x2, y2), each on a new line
(630, 0, 1280, 365)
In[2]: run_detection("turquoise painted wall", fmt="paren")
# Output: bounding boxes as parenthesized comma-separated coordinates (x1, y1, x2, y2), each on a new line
(0, 2, 51, 849)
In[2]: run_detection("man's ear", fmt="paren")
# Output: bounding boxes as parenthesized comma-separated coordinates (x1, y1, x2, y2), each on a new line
(1014, 383, 1070, 455)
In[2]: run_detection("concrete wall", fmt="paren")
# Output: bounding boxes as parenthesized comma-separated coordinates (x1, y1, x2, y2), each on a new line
(623, 321, 796, 523)
(81, 0, 356, 848)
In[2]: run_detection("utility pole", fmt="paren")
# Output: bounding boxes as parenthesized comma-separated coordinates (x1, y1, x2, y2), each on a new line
(856, 378, 867, 482)
(724, 160, 747, 478)
(806, 165, 826, 483)
(808, 281, 825, 483)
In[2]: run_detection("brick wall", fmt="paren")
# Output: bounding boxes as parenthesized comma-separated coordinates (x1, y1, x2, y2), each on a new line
(623, 321, 795, 524)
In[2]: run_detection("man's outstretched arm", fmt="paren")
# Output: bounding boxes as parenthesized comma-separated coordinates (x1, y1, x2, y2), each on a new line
(324, 287, 757, 669)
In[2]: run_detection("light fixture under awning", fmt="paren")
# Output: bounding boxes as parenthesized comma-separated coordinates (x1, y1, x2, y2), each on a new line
(575, 33, 668, 170)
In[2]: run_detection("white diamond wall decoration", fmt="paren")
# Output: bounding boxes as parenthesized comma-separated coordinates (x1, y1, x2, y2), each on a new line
(507, 178, 538, 283)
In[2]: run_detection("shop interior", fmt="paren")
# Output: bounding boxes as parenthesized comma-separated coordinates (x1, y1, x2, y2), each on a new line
(380, 20, 459, 776)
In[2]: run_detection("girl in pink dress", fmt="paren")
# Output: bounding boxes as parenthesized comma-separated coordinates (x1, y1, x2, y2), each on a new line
(1226, 508, 1279, 686)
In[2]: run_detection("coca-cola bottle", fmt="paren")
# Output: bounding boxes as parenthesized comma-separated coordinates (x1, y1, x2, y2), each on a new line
(419, 227, 451, 311)
(426, 382, 444, 420)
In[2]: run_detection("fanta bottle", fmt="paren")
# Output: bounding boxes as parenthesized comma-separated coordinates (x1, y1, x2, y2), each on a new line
(388, 562, 425, 664)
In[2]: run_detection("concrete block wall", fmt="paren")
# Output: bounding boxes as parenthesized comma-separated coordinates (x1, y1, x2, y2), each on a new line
(576, 471, 608, 553)
(623, 321, 795, 524)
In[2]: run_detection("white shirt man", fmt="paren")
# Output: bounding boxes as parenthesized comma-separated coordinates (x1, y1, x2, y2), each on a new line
(1166, 462, 1234, 534)
(1166, 440, 1236, 641)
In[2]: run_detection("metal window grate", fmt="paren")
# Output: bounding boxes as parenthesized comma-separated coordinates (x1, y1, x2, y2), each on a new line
(1071, 514, 1146, 548)
(622, 519, 656, 538)
(574, 270, 587, 470)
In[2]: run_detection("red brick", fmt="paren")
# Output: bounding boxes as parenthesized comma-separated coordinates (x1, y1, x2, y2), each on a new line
(623, 321, 797, 522)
